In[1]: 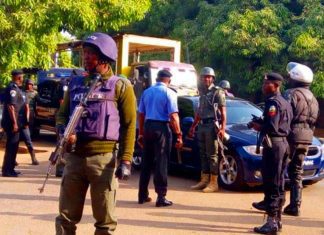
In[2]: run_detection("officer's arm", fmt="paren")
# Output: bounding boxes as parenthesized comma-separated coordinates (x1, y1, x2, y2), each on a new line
(170, 112, 182, 135)
(25, 103, 30, 124)
(191, 113, 201, 130)
(262, 101, 280, 134)
(8, 105, 18, 131)
(116, 80, 137, 162)
(219, 106, 226, 132)
(218, 90, 227, 137)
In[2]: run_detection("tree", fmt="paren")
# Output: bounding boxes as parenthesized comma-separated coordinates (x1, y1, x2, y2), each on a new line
(0, 0, 151, 87)
(125, 0, 324, 99)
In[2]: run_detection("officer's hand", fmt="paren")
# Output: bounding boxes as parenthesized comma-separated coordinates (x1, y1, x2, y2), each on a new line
(137, 135, 144, 149)
(175, 134, 183, 149)
(187, 126, 195, 138)
(66, 134, 76, 152)
(218, 128, 225, 139)
(250, 122, 261, 131)
(12, 123, 19, 132)
(115, 161, 131, 180)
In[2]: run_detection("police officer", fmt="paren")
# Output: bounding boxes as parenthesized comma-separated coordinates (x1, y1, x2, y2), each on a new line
(188, 67, 226, 193)
(250, 73, 292, 234)
(1, 69, 29, 177)
(137, 69, 183, 207)
(20, 79, 39, 165)
(55, 32, 137, 234)
(283, 62, 319, 216)
(219, 80, 234, 97)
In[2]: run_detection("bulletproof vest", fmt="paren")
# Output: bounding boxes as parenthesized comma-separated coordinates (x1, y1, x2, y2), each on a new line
(287, 87, 319, 126)
(69, 75, 120, 141)
(198, 86, 222, 120)
(285, 87, 319, 144)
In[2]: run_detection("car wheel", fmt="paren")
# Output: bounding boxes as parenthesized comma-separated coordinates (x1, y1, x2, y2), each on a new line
(218, 154, 245, 190)
(132, 154, 142, 170)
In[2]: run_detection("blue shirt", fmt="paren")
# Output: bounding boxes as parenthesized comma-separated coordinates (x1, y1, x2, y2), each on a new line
(138, 82, 178, 121)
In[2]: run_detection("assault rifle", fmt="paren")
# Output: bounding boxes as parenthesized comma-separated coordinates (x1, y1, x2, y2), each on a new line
(39, 74, 102, 193)
(213, 103, 230, 170)
(247, 114, 271, 154)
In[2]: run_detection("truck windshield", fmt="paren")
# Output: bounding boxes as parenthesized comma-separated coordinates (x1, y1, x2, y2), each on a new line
(150, 68, 198, 96)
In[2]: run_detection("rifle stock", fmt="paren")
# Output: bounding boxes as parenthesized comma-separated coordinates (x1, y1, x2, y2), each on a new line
(38, 74, 102, 193)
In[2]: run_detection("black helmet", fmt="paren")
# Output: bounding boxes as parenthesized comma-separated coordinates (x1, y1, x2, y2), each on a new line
(219, 80, 231, 89)
(83, 32, 117, 62)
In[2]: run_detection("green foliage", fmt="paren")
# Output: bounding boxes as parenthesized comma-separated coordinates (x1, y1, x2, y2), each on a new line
(125, 0, 323, 99)
(0, 0, 151, 87)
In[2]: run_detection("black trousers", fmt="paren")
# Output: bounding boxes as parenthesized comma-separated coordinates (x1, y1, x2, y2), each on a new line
(2, 130, 20, 174)
(288, 144, 308, 188)
(138, 120, 172, 199)
(262, 138, 289, 216)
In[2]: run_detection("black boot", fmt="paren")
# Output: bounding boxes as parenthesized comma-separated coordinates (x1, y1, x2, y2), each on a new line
(156, 196, 173, 207)
(30, 150, 39, 165)
(254, 215, 279, 234)
(252, 200, 267, 211)
(284, 185, 301, 216)
(277, 210, 282, 231)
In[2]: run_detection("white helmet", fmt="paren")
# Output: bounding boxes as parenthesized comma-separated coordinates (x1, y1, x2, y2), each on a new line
(286, 62, 313, 84)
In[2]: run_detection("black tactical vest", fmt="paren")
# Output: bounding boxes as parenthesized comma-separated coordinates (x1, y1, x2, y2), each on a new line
(284, 87, 319, 144)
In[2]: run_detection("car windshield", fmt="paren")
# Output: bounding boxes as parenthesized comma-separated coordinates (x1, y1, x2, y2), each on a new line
(178, 97, 263, 125)
(150, 67, 198, 96)
(226, 100, 263, 124)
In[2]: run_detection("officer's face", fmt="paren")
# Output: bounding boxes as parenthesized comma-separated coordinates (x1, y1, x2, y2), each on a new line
(83, 46, 100, 72)
(13, 74, 24, 86)
(202, 75, 214, 87)
(262, 80, 276, 95)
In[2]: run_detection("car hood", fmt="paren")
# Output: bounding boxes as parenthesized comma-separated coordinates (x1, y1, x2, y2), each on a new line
(226, 124, 257, 146)
(226, 123, 322, 146)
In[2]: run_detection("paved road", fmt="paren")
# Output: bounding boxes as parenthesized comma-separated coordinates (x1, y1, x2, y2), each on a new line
(0, 133, 324, 235)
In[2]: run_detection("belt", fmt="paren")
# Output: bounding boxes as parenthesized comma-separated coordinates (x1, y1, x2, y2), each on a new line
(146, 119, 169, 124)
(292, 123, 310, 128)
(200, 118, 215, 124)
(269, 136, 286, 142)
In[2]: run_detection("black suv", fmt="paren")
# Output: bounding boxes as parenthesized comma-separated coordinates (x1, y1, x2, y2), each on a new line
(31, 68, 85, 136)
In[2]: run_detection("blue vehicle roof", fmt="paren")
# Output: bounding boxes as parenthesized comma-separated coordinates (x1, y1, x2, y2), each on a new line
(37, 68, 85, 85)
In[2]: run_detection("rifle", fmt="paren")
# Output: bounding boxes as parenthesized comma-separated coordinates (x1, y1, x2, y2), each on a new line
(213, 103, 230, 170)
(247, 114, 272, 154)
(38, 74, 102, 193)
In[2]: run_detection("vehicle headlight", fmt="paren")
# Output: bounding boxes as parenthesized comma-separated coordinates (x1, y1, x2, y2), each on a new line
(242, 145, 263, 157)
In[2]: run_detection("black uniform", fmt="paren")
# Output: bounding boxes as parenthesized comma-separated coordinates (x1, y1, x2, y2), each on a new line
(1, 82, 27, 176)
(283, 86, 319, 215)
(261, 92, 293, 217)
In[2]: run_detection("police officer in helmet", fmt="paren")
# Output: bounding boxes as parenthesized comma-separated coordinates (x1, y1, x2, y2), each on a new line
(55, 32, 136, 234)
(250, 73, 292, 234)
(219, 80, 234, 97)
(188, 67, 226, 193)
(283, 62, 319, 216)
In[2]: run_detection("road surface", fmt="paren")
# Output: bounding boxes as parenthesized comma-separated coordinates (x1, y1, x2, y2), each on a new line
(0, 132, 323, 235)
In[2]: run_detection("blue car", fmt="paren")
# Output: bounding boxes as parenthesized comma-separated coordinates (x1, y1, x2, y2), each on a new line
(171, 96, 324, 190)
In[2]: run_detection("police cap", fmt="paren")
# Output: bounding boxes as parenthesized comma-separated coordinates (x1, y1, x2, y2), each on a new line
(157, 69, 172, 79)
(11, 69, 24, 77)
(264, 72, 283, 85)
